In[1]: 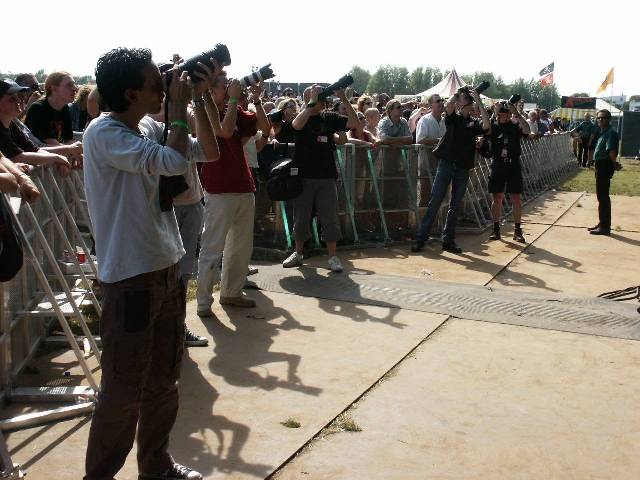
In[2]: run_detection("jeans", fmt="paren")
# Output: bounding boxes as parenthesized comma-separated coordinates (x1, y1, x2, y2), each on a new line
(416, 160, 470, 244)
(174, 201, 204, 283)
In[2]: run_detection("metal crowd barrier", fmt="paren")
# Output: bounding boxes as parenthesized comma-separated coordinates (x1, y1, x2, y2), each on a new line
(253, 133, 576, 249)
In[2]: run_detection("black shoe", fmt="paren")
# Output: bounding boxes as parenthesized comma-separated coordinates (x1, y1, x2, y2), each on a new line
(411, 240, 425, 253)
(589, 228, 611, 236)
(489, 230, 501, 241)
(587, 224, 600, 231)
(513, 229, 526, 243)
(185, 328, 208, 347)
(139, 463, 203, 480)
(442, 242, 462, 254)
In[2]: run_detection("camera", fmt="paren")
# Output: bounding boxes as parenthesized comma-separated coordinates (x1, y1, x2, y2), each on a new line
(267, 108, 285, 123)
(240, 64, 275, 87)
(317, 74, 354, 102)
(509, 93, 522, 105)
(158, 44, 231, 83)
(458, 81, 490, 98)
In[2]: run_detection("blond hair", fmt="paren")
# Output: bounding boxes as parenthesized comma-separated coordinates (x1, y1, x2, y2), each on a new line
(44, 71, 72, 96)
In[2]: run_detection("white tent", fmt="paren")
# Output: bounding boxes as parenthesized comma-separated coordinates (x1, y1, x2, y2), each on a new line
(550, 98, 622, 121)
(416, 69, 467, 98)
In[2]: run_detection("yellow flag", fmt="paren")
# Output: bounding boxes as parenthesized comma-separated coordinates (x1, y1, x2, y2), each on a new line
(596, 67, 614, 94)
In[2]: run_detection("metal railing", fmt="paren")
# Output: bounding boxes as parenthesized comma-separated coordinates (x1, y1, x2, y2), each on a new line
(254, 133, 576, 249)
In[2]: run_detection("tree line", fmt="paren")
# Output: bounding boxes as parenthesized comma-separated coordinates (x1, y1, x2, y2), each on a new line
(349, 65, 562, 111)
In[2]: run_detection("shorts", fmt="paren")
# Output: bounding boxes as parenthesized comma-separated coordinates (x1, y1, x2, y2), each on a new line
(488, 159, 523, 194)
(292, 178, 342, 243)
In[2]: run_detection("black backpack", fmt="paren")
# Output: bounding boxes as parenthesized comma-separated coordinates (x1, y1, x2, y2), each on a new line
(0, 196, 24, 282)
(266, 158, 303, 201)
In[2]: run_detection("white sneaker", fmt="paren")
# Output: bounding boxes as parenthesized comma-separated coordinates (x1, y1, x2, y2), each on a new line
(283, 252, 303, 268)
(328, 255, 343, 272)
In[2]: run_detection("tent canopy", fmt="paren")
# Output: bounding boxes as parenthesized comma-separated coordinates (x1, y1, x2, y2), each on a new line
(416, 69, 467, 98)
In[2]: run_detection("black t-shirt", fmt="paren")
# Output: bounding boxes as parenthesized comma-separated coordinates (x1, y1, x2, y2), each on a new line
(275, 121, 296, 144)
(488, 120, 528, 162)
(293, 111, 348, 179)
(24, 98, 73, 143)
(0, 120, 40, 159)
(433, 112, 486, 170)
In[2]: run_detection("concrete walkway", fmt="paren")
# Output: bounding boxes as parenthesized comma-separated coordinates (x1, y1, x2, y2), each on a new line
(4, 192, 639, 479)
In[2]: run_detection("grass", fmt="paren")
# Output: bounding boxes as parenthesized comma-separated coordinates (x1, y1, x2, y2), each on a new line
(322, 413, 363, 436)
(281, 418, 302, 429)
(185, 279, 219, 303)
(559, 157, 640, 196)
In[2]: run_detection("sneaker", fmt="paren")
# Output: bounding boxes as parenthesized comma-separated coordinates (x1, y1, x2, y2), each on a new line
(219, 295, 256, 308)
(589, 228, 610, 236)
(248, 265, 259, 276)
(283, 252, 303, 268)
(328, 255, 343, 272)
(196, 306, 215, 318)
(441, 242, 462, 254)
(489, 229, 501, 241)
(185, 328, 208, 347)
(410, 240, 425, 253)
(513, 229, 526, 243)
(139, 463, 202, 480)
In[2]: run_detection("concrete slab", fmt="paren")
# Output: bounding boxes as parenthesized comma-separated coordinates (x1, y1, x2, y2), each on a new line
(304, 222, 550, 286)
(490, 225, 640, 297)
(556, 193, 640, 232)
(520, 190, 583, 225)
(274, 319, 640, 480)
(5, 290, 447, 479)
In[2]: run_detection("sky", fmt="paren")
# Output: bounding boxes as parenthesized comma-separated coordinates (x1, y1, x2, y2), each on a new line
(3, 0, 636, 98)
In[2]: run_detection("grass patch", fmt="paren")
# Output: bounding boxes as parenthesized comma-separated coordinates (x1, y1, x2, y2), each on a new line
(281, 418, 301, 429)
(323, 413, 362, 436)
(559, 157, 640, 196)
(185, 280, 219, 303)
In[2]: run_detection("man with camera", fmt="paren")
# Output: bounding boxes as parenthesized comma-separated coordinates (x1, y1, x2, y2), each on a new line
(82, 47, 220, 480)
(281, 84, 358, 272)
(589, 109, 619, 236)
(196, 74, 270, 316)
(486, 99, 531, 243)
(411, 87, 490, 254)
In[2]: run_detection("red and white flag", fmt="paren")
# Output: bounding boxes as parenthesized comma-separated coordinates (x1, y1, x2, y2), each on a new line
(539, 62, 554, 86)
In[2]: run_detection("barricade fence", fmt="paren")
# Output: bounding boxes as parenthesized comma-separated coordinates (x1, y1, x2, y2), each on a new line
(254, 133, 576, 249)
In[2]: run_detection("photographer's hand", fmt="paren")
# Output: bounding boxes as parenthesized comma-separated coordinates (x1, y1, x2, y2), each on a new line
(166, 69, 191, 156)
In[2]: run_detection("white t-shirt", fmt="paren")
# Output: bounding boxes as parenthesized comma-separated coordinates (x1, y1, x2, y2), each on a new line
(416, 113, 446, 144)
(83, 114, 204, 283)
(243, 132, 261, 168)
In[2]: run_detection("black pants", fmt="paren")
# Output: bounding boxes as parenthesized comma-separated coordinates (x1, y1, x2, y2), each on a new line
(595, 167, 612, 231)
(578, 138, 591, 167)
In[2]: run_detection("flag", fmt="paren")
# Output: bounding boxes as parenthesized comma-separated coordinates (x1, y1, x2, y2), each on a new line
(539, 62, 554, 86)
(596, 67, 614, 94)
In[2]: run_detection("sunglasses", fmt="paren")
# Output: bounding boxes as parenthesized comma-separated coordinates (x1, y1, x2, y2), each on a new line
(432, 99, 444, 104)
(596, 117, 608, 120)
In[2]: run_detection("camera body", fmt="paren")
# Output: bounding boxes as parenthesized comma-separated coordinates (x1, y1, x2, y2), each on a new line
(509, 93, 522, 105)
(158, 44, 231, 83)
(317, 74, 354, 102)
(267, 108, 285, 123)
(458, 81, 490, 99)
(240, 64, 275, 88)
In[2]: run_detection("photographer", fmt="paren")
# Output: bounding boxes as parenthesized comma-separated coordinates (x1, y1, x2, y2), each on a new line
(196, 75, 270, 316)
(272, 97, 298, 144)
(411, 87, 490, 254)
(82, 47, 220, 480)
(281, 84, 358, 272)
(588, 109, 619, 236)
(486, 100, 531, 243)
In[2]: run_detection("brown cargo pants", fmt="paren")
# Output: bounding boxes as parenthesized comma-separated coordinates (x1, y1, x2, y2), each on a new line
(84, 263, 185, 480)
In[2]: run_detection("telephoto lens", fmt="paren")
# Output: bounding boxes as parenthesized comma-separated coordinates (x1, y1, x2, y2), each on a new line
(240, 64, 275, 87)
(508, 93, 522, 105)
(317, 74, 354, 101)
(474, 81, 490, 95)
(158, 44, 231, 83)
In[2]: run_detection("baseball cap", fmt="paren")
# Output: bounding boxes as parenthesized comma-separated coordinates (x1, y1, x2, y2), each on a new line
(0, 79, 30, 97)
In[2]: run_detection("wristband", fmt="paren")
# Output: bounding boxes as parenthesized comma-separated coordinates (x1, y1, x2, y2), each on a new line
(170, 120, 191, 133)
(228, 97, 239, 105)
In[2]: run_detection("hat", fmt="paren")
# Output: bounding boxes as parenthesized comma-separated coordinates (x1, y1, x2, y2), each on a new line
(0, 79, 30, 97)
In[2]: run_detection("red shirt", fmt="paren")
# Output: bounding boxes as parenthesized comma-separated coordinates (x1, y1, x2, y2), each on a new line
(200, 106, 257, 194)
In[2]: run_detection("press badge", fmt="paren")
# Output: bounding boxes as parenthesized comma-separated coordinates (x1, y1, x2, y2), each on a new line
(317, 135, 328, 143)
(290, 167, 299, 176)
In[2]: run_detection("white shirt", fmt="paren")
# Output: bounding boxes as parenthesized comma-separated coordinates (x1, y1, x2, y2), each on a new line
(83, 114, 204, 283)
(416, 113, 446, 144)
(243, 132, 261, 168)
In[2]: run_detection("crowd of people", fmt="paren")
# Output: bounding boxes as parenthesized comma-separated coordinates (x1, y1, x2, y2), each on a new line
(0, 50, 621, 480)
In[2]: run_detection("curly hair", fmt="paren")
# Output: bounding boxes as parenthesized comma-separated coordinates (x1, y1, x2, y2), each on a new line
(95, 47, 153, 113)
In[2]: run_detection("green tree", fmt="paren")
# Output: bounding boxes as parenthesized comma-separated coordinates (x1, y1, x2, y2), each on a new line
(35, 69, 47, 82)
(366, 65, 411, 96)
(349, 65, 371, 96)
(529, 82, 561, 110)
(570, 92, 591, 97)
(409, 67, 424, 93)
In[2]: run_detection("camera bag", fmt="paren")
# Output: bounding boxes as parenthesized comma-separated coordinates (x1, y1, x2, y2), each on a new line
(266, 158, 303, 201)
